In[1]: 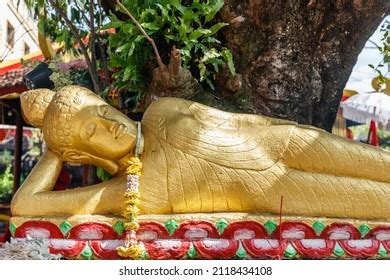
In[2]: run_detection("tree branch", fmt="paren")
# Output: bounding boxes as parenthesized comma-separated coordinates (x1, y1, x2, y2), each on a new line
(168, 46, 181, 77)
(47, 0, 100, 93)
(74, 1, 91, 26)
(116, 0, 165, 69)
(97, 0, 110, 86)
(88, 1, 97, 75)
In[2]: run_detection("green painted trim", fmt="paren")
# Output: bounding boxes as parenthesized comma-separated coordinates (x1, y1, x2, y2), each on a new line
(165, 219, 179, 235)
(312, 220, 325, 235)
(113, 221, 125, 236)
(235, 245, 247, 259)
(59, 221, 72, 236)
(333, 242, 345, 258)
(284, 244, 297, 259)
(9, 223, 16, 237)
(140, 250, 150, 260)
(378, 243, 388, 258)
(187, 244, 197, 259)
(263, 220, 278, 235)
(215, 219, 228, 234)
(358, 224, 371, 238)
(81, 244, 94, 260)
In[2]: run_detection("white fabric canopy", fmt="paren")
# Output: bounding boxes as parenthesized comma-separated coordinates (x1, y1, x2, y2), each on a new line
(341, 92, 390, 131)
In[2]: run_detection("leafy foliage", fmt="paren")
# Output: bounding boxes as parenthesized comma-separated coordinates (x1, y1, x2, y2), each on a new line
(48, 62, 93, 90)
(96, 167, 112, 182)
(108, 0, 234, 96)
(24, 0, 234, 106)
(24, 0, 109, 94)
(25, 0, 107, 55)
(369, 19, 390, 86)
(0, 150, 13, 203)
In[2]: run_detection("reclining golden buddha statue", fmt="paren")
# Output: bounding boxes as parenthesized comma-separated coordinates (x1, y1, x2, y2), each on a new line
(11, 85, 390, 223)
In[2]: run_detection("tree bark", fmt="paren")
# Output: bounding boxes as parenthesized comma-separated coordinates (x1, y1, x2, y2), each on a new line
(213, 0, 389, 131)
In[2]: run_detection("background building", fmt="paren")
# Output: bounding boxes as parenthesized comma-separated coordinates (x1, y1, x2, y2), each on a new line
(0, 0, 39, 63)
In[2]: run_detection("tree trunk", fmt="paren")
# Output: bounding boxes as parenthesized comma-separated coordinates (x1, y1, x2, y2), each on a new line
(212, 0, 389, 131)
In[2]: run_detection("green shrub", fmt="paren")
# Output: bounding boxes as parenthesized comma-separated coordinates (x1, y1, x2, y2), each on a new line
(0, 166, 13, 203)
(107, 0, 234, 101)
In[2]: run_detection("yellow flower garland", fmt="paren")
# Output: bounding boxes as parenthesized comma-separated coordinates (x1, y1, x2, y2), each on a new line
(116, 156, 143, 259)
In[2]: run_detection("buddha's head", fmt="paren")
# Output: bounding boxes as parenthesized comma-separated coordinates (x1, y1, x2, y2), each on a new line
(20, 85, 138, 174)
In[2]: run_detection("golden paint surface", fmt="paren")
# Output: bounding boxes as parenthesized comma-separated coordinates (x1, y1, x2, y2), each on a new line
(11, 86, 390, 221)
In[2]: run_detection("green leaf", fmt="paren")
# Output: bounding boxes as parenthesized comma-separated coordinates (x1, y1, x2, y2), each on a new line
(209, 22, 229, 36)
(165, 34, 177, 41)
(201, 37, 221, 44)
(183, 9, 199, 25)
(201, 48, 221, 63)
(199, 63, 208, 81)
(102, 20, 123, 29)
(170, 0, 186, 14)
(123, 67, 134, 82)
(116, 43, 130, 53)
(211, 58, 224, 72)
(128, 42, 136, 57)
(205, 0, 225, 23)
(206, 78, 215, 90)
(134, 35, 146, 43)
(178, 23, 189, 40)
(96, 167, 112, 181)
(156, 4, 169, 18)
(189, 28, 212, 40)
(221, 48, 236, 75)
(141, 22, 161, 31)
(180, 48, 191, 60)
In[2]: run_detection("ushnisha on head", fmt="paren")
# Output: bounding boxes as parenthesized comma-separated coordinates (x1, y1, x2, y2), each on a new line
(20, 85, 138, 174)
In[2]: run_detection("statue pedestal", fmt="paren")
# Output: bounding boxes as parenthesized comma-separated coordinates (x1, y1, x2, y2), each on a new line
(9, 213, 390, 259)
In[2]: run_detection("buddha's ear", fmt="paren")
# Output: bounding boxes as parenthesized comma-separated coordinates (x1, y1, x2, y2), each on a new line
(64, 151, 119, 175)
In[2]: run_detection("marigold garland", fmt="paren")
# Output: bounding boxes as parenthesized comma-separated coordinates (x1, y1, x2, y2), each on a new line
(116, 156, 143, 259)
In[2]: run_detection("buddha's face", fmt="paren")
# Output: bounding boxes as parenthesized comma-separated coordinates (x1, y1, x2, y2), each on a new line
(73, 104, 137, 162)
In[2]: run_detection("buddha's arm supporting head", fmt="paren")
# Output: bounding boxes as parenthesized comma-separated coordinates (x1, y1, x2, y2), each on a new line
(20, 85, 138, 174)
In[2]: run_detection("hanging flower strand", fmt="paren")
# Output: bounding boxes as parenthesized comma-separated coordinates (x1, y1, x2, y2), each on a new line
(117, 122, 143, 259)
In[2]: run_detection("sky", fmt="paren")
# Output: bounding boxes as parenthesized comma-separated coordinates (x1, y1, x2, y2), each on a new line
(345, 15, 389, 93)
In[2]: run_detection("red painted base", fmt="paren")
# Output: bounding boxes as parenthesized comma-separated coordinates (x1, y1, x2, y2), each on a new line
(9, 219, 390, 259)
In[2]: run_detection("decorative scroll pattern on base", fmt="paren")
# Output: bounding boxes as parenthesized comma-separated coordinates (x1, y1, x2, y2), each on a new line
(9, 219, 390, 260)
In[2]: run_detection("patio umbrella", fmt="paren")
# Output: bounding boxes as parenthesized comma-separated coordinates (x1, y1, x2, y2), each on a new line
(341, 91, 390, 132)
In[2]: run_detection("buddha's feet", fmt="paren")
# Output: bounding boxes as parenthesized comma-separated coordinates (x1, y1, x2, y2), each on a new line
(9, 213, 390, 259)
